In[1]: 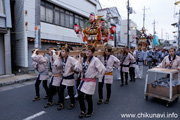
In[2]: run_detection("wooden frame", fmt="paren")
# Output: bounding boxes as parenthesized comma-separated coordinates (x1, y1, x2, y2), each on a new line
(144, 68, 180, 105)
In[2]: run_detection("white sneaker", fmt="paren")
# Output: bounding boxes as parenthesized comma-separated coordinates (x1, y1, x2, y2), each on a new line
(117, 78, 121, 80)
(135, 77, 137, 79)
(74, 94, 78, 98)
(65, 95, 70, 100)
(139, 77, 142, 79)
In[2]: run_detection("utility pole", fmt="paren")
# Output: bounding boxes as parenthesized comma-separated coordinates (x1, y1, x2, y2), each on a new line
(166, 32, 168, 40)
(127, 0, 130, 48)
(161, 28, 163, 39)
(178, 9, 180, 49)
(143, 6, 149, 28)
(35, 0, 41, 49)
(152, 20, 158, 35)
(152, 20, 158, 48)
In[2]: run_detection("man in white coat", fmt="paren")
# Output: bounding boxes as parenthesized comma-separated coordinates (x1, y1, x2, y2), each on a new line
(97, 45, 120, 104)
(134, 44, 146, 79)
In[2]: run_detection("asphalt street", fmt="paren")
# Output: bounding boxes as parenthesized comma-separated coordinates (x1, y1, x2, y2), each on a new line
(0, 66, 180, 120)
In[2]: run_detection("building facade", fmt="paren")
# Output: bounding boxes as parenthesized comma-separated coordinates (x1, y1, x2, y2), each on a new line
(0, 0, 12, 75)
(121, 19, 137, 47)
(12, 0, 101, 72)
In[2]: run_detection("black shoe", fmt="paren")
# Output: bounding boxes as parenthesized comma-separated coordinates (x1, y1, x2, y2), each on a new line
(120, 84, 124, 87)
(104, 99, 109, 104)
(86, 112, 93, 118)
(43, 95, 48, 99)
(130, 80, 133, 82)
(97, 99, 103, 105)
(32, 96, 40, 101)
(55, 101, 60, 105)
(68, 104, 75, 110)
(44, 102, 53, 108)
(79, 111, 86, 118)
(125, 82, 128, 85)
(57, 103, 64, 111)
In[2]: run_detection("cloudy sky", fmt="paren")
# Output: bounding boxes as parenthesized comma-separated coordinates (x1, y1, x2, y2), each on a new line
(99, 0, 179, 40)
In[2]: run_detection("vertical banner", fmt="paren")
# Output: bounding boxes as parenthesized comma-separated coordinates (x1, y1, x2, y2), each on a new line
(153, 35, 159, 45)
(34, 26, 38, 48)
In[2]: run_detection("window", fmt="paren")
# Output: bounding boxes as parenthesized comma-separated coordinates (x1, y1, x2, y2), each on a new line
(0, 0, 4, 15)
(54, 7, 60, 25)
(60, 9, 65, 26)
(80, 17, 84, 28)
(75, 15, 80, 25)
(40, 0, 88, 29)
(40, 6, 46, 21)
(69, 13, 74, 29)
(65, 11, 70, 27)
(45, 3, 53, 23)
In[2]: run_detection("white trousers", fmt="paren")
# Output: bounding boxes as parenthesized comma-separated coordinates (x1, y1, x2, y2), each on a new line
(135, 65, 143, 78)
(115, 68, 121, 80)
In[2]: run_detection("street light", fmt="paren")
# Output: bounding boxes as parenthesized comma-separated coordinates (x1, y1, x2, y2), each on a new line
(131, 27, 136, 30)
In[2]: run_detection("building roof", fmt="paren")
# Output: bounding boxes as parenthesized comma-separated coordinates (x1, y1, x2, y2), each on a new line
(98, 7, 121, 18)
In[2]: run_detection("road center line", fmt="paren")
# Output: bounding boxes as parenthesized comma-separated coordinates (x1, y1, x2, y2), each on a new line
(23, 111, 46, 120)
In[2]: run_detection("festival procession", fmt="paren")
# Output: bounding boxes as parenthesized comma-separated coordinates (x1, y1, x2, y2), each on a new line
(1, 0, 180, 120)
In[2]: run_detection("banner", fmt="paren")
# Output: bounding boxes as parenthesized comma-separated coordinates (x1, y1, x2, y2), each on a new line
(153, 35, 159, 45)
(34, 26, 38, 48)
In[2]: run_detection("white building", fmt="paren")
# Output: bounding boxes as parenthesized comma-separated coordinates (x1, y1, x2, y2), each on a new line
(0, 0, 12, 75)
(121, 19, 137, 47)
(98, 7, 122, 47)
(13, 0, 101, 72)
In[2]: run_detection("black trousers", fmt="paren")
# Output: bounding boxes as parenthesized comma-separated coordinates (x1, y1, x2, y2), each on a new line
(98, 82, 111, 100)
(58, 84, 75, 104)
(78, 91, 93, 113)
(35, 76, 49, 97)
(48, 84, 59, 103)
(153, 59, 158, 66)
(76, 74, 81, 89)
(147, 61, 152, 69)
(120, 71, 128, 84)
(129, 67, 135, 81)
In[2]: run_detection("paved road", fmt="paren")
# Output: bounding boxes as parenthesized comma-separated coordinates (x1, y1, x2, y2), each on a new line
(0, 66, 180, 120)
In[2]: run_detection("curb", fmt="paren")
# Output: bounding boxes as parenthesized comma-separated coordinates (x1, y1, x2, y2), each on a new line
(0, 77, 37, 87)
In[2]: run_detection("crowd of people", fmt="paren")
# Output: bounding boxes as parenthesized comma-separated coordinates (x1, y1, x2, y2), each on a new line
(31, 43, 180, 118)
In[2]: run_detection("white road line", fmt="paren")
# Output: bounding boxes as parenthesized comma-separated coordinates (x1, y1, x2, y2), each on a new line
(23, 111, 46, 120)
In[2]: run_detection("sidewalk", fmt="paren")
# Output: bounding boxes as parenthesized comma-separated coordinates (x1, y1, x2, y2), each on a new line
(0, 73, 37, 87)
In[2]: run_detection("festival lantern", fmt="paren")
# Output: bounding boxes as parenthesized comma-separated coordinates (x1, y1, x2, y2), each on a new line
(111, 26, 116, 34)
(152, 36, 154, 39)
(74, 24, 80, 34)
(89, 13, 95, 23)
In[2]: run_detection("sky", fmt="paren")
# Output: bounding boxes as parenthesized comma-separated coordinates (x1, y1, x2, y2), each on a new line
(99, 0, 179, 41)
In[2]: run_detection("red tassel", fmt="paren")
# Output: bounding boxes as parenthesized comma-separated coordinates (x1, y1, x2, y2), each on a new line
(83, 37, 85, 42)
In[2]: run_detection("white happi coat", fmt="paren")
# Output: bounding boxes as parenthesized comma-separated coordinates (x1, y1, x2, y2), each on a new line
(157, 55, 180, 79)
(129, 52, 136, 68)
(61, 56, 82, 87)
(50, 55, 62, 87)
(32, 54, 49, 80)
(120, 53, 135, 72)
(157, 55, 180, 69)
(98, 55, 120, 84)
(78, 56, 106, 95)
